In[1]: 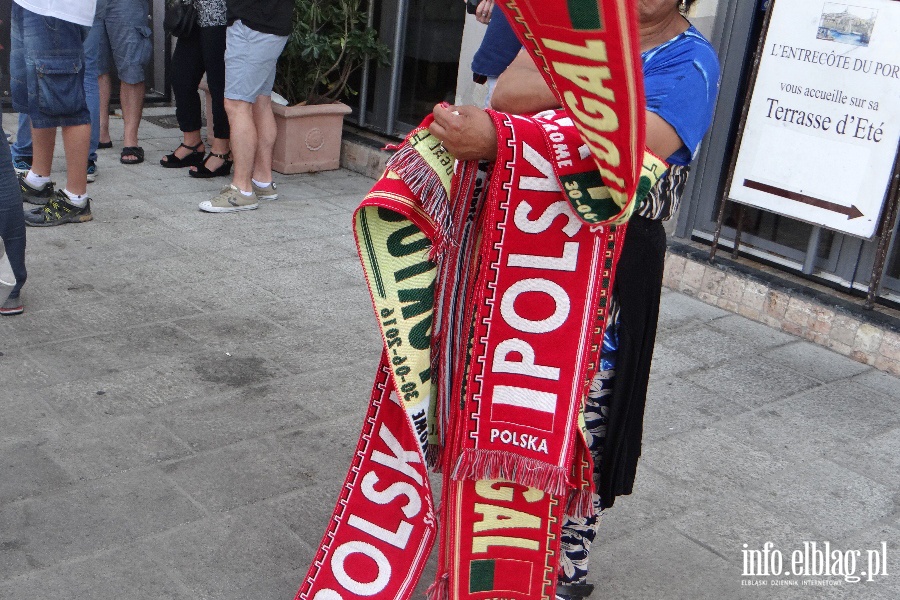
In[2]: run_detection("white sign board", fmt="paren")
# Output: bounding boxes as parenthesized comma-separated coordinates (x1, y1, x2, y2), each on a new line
(729, 0, 900, 239)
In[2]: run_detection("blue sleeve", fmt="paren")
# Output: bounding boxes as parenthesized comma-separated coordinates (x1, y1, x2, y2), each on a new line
(471, 9, 522, 78)
(643, 35, 720, 165)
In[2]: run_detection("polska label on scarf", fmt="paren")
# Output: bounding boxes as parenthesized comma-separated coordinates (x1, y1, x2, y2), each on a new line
(451, 110, 624, 497)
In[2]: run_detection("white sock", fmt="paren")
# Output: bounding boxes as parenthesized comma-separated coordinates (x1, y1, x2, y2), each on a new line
(62, 189, 88, 207)
(252, 178, 272, 188)
(239, 188, 254, 197)
(26, 170, 50, 187)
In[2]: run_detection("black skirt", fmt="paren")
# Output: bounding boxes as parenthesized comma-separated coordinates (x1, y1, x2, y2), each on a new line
(595, 215, 667, 508)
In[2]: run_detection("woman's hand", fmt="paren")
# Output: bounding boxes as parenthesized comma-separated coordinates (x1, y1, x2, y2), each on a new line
(428, 103, 498, 162)
(475, 0, 495, 24)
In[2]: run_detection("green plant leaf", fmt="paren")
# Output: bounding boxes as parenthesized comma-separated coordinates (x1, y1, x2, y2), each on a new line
(274, 0, 391, 106)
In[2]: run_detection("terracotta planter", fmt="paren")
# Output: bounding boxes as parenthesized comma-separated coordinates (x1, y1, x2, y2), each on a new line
(271, 101, 353, 174)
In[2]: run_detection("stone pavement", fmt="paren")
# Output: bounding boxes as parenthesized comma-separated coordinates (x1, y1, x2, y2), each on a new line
(1, 111, 898, 600)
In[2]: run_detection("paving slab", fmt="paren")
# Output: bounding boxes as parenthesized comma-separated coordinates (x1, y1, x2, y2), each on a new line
(762, 340, 873, 382)
(685, 354, 822, 406)
(0, 543, 194, 600)
(147, 509, 308, 600)
(0, 468, 203, 575)
(642, 376, 750, 442)
(713, 379, 900, 458)
(161, 438, 313, 512)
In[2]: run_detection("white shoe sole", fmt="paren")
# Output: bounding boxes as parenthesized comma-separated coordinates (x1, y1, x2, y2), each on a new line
(256, 192, 278, 201)
(86, 173, 97, 183)
(198, 201, 259, 213)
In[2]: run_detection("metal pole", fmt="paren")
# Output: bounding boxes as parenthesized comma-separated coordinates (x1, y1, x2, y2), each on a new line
(865, 141, 900, 309)
(357, 0, 377, 128)
(731, 204, 745, 260)
(385, 0, 410, 136)
(710, 0, 777, 263)
(802, 226, 823, 275)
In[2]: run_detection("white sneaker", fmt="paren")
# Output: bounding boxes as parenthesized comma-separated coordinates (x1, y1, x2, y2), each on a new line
(199, 184, 259, 213)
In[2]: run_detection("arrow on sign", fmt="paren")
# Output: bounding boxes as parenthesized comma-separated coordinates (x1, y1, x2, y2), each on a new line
(743, 179, 864, 220)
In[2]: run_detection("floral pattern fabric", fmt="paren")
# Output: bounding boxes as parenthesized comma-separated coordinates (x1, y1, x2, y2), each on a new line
(194, 0, 226, 27)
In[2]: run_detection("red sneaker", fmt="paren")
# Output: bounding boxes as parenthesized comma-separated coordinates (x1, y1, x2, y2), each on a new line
(0, 296, 24, 316)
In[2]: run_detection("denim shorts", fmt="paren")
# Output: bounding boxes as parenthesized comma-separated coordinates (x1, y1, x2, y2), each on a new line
(224, 20, 288, 103)
(10, 4, 91, 129)
(95, 0, 151, 84)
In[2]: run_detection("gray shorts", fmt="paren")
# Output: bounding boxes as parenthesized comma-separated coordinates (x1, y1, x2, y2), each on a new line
(224, 20, 288, 103)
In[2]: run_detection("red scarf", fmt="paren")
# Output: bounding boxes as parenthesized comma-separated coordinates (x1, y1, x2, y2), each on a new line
(295, 2, 658, 598)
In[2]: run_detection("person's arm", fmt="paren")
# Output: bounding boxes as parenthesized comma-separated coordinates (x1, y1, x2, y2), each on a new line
(645, 112, 683, 161)
(490, 50, 559, 114)
(430, 46, 687, 163)
(492, 50, 684, 160)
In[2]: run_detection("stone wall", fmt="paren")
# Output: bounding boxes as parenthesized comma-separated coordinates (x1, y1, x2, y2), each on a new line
(664, 246, 900, 377)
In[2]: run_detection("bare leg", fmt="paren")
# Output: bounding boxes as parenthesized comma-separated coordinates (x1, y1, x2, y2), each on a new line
(209, 135, 230, 157)
(99, 73, 112, 145)
(61, 124, 91, 196)
(120, 81, 145, 160)
(224, 98, 255, 192)
(30, 127, 57, 177)
(251, 95, 276, 184)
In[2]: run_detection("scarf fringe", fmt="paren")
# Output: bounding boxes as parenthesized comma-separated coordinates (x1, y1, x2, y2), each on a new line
(385, 143, 453, 251)
(565, 488, 597, 519)
(426, 573, 449, 600)
(451, 449, 569, 497)
(426, 443, 443, 472)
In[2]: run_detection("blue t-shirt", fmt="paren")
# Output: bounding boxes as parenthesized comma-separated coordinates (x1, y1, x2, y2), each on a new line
(642, 26, 720, 166)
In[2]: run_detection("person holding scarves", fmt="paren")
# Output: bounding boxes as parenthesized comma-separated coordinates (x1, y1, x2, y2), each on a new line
(430, 1, 720, 597)
(294, 2, 719, 599)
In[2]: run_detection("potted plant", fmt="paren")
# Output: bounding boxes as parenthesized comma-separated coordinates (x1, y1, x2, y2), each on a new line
(271, 0, 390, 174)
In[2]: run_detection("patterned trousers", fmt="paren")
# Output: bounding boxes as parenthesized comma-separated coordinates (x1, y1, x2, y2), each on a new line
(557, 302, 619, 586)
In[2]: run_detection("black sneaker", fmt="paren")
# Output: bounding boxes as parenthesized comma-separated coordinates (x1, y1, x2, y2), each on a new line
(19, 174, 55, 205)
(556, 583, 594, 600)
(24, 190, 93, 227)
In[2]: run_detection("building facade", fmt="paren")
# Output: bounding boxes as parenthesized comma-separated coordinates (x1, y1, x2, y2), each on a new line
(345, 0, 900, 312)
(342, 0, 900, 373)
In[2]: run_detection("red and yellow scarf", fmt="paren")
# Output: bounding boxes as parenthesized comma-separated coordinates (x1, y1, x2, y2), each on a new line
(294, 2, 667, 599)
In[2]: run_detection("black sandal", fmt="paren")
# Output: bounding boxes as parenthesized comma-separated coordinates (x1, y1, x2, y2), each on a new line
(160, 142, 205, 168)
(98, 140, 113, 149)
(555, 583, 595, 600)
(120, 146, 145, 165)
(189, 151, 233, 178)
